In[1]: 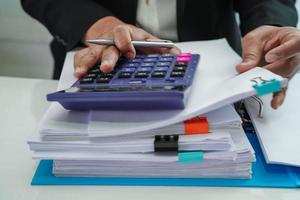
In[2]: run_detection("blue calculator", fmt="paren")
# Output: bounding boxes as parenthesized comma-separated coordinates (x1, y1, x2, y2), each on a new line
(47, 53, 200, 110)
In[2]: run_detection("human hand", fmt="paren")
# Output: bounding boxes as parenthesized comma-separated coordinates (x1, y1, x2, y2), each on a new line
(74, 16, 180, 78)
(236, 25, 300, 109)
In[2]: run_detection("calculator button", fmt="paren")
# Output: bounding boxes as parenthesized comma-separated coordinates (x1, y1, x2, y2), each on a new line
(151, 71, 166, 78)
(171, 71, 185, 77)
(173, 66, 186, 72)
(85, 73, 97, 78)
(118, 72, 133, 78)
(122, 67, 136, 72)
(165, 78, 176, 82)
(146, 54, 160, 58)
(159, 57, 174, 62)
(176, 57, 190, 63)
(154, 67, 169, 72)
(101, 73, 115, 78)
(135, 72, 150, 78)
(96, 77, 111, 83)
(80, 78, 94, 84)
(89, 68, 100, 74)
(143, 58, 158, 62)
(124, 63, 139, 68)
(156, 62, 171, 67)
(178, 53, 192, 57)
(175, 62, 188, 66)
(138, 67, 152, 72)
(129, 80, 146, 84)
(141, 62, 155, 67)
(161, 53, 175, 57)
(127, 58, 142, 63)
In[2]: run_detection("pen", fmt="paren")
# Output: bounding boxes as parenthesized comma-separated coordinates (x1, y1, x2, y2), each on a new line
(86, 39, 175, 48)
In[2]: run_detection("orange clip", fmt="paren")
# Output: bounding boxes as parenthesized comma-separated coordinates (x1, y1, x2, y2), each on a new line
(184, 117, 209, 135)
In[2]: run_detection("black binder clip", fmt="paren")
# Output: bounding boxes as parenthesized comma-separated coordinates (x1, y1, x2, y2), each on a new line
(154, 135, 179, 152)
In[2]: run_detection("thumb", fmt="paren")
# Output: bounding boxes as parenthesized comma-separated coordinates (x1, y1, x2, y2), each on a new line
(236, 37, 263, 73)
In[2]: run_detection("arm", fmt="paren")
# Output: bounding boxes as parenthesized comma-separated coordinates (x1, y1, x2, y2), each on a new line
(234, 0, 298, 35)
(21, 0, 114, 50)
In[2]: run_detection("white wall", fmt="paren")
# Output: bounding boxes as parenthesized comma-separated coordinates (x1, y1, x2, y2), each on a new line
(0, 1, 300, 79)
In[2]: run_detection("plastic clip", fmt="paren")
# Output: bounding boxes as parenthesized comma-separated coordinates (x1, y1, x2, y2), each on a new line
(251, 78, 281, 96)
(154, 135, 179, 152)
(178, 151, 204, 163)
(184, 117, 209, 135)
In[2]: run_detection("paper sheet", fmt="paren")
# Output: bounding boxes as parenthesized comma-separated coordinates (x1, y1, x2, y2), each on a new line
(245, 74, 300, 167)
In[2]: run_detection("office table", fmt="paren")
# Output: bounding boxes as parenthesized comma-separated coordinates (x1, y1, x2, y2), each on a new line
(0, 76, 299, 200)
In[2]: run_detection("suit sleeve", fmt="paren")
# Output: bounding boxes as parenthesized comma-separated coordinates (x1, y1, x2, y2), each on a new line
(21, 0, 114, 50)
(234, 0, 298, 36)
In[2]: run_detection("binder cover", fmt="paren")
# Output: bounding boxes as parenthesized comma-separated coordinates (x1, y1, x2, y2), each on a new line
(31, 134, 300, 188)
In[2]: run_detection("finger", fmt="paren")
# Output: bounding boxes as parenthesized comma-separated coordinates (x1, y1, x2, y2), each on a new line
(132, 28, 181, 54)
(137, 46, 181, 55)
(265, 38, 300, 63)
(99, 46, 120, 73)
(271, 88, 287, 109)
(76, 47, 102, 78)
(113, 25, 136, 59)
(236, 34, 264, 73)
(74, 48, 90, 78)
(264, 56, 300, 79)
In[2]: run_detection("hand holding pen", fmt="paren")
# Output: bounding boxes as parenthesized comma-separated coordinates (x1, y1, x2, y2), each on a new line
(74, 16, 180, 78)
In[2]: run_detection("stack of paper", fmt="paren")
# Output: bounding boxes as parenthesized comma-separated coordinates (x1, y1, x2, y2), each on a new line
(27, 39, 289, 180)
(29, 105, 255, 178)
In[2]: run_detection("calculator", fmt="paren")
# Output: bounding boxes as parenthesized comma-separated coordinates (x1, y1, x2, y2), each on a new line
(47, 53, 200, 110)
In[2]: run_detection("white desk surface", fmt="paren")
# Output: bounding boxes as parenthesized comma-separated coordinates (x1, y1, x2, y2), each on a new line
(0, 76, 299, 200)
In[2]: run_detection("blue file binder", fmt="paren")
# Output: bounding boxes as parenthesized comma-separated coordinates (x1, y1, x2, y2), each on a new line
(31, 134, 300, 188)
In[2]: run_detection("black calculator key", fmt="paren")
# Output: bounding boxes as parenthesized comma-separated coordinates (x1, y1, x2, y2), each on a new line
(152, 71, 166, 78)
(85, 73, 97, 78)
(135, 72, 150, 78)
(89, 68, 100, 74)
(96, 77, 111, 83)
(80, 78, 94, 84)
(171, 71, 185, 77)
(101, 73, 115, 78)
(175, 62, 188, 66)
(118, 72, 133, 78)
(173, 66, 186, 72)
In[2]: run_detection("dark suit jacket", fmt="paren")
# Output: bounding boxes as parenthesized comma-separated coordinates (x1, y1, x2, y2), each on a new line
(21, 0, 298, 79)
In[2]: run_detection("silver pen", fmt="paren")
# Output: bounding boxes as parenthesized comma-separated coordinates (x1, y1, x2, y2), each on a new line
(86, 39, 175, 48)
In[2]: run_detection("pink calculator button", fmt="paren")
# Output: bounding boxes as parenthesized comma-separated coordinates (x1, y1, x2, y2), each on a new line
(176, 56, 191, 63)
(178, 53, 192, 57)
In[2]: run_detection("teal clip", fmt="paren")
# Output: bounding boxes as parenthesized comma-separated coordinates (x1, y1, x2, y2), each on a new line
(252, 79, 281, 96)
(178, 151, 204, 163)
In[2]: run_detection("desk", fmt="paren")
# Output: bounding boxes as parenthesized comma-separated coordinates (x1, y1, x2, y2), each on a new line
(0, 76, 299, 200)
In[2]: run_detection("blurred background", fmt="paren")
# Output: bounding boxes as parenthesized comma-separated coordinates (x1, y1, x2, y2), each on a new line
(0, 1, 300, 80)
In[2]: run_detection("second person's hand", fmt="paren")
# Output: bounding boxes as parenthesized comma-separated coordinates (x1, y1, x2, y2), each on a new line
(74, 16, 181, 78)
(236, 25, 300, 109)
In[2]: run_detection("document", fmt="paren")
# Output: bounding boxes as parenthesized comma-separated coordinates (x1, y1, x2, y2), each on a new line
(245, 74, 300, 167)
